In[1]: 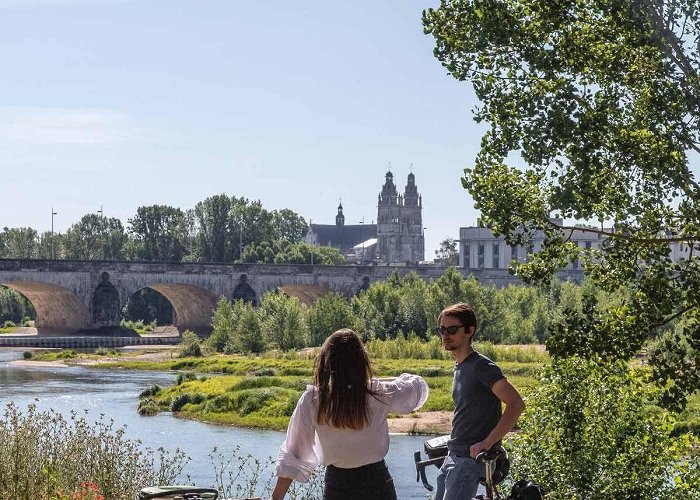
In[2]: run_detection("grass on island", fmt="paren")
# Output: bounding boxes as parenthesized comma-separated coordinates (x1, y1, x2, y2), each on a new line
(25, 342, 699, 436)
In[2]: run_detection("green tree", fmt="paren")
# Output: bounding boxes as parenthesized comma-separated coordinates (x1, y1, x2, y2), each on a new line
(423, 268, 482, 334)
(0, 287, 34, 324)
(308, 292, 356, 346)
(235, 304, 265, 354)
(434, 237, 459, 265)
(126, 205, 188, 262)
(241, 239, 345, 265)
(192, 194, 234, 262)
(423, 0, 700, 409)
(208, 298, 237, 353)
(36, 231, 63, 259)
(178, 330, 202, 357)
(0, 227, 39, 259)
(62, 214, 127, 260)
(396, 273, 430, 338)
(271, 209, 308, 243)
(259, 290, 307, 351)
(509, 358, 700, 499)
(351, 278, 402, 340)
(122, 288, 173, 325)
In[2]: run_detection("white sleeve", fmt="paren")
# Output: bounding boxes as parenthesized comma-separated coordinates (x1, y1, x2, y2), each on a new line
(274, 386, 319, 482)
(380, 373, 429, 414)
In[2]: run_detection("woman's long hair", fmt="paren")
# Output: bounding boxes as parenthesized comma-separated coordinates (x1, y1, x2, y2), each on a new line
(314, 328, 377, 430)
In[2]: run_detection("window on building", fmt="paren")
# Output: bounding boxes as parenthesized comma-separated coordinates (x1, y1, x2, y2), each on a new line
(478, 243, 485, 268)
(492, 243, 499, 268)
(463, 243, 470, 268)
(511, 245, 518, 262)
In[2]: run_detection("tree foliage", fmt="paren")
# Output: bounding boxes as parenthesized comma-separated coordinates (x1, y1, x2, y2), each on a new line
(509, 357, 700, 499)
(435, 237, 459, 265)
(126, 205, 189, 262)
(0, 287, 34, 324)
(259, 291, 307, 351)
(424, 0, 700, 409)
(307, 292, 356, 346)
(242, 239, 344, 265)
(63, 214, 127, 260)
(0, 227, 39, 259)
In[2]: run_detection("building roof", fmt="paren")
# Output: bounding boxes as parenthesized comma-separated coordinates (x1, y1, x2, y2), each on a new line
(309, 223, 377, 251)
(353, 238, 377, 249)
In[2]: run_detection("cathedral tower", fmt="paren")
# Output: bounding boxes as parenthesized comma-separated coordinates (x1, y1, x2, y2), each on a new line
(376, 171, 424, 263)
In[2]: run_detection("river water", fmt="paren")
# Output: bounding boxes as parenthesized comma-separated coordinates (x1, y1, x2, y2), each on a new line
(0, 350, 438, 499)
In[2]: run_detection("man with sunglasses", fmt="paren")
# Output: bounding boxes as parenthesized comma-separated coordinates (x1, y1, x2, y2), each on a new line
(433, 303, 525, 500)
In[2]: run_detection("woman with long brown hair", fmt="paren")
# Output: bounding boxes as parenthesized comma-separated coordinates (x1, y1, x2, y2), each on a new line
(271, 328, 429, 500)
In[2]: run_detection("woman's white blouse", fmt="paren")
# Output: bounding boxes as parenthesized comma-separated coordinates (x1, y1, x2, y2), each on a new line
(274, 373, 429, 482)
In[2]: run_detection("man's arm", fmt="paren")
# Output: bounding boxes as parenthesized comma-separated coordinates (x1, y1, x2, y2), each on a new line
(469, 378, 525, 458)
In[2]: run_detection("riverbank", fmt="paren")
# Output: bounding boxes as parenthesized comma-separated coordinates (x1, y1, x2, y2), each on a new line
(18, 348, 455, 434)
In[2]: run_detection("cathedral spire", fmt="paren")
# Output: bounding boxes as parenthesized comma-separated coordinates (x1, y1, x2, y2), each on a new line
(336, 199, 345, 226)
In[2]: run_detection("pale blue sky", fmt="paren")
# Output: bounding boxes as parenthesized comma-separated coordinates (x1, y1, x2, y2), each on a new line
(0, 0, 485, 258)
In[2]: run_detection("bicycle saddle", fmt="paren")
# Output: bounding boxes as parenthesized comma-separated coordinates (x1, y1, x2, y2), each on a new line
(476, 447, 510, 485)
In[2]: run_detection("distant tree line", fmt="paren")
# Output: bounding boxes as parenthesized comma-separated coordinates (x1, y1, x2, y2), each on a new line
(0, 194, 344, 265)
(205, 268, 612, 353)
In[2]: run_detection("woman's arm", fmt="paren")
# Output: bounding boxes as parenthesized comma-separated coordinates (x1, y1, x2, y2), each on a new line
(381, 373, 430, 413)
(271, 476, 293, 500)
(274, 387, 319, 483)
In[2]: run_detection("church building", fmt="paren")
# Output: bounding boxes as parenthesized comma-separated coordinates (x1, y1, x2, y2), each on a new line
(305, 171, 424, 264)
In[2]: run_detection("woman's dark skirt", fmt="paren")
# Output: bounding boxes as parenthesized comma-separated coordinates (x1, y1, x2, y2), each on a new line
(323, 459, 397, 500)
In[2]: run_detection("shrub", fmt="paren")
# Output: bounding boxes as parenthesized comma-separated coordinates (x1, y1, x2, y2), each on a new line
(250, 368, 276, 377)
(22, 351, 32, 360)
(176, 372, 197, 385)
(139, 384, 161, 398)
(179, 330, 202, 357)
(170, 393, 191, 412)
(0, 402, 187, 498)
(137, 398, 161, 416)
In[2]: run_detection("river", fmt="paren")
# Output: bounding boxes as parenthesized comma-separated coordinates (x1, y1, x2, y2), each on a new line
(0, 350, 438, 499)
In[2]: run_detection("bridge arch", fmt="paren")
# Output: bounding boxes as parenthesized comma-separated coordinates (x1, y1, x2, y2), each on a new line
(278, 284, 332, 307)
(137, 283, 218, 334)
(2, 281, 90, 333)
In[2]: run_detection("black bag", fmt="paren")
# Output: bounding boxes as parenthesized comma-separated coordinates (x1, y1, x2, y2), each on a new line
(507, 479, 543, 500)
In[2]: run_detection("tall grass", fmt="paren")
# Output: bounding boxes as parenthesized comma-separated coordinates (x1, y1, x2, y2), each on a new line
(366, 336, 549, 363)
(0, 403, 188, 499)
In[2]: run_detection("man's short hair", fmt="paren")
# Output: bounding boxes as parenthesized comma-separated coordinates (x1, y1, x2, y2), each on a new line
(438, 303, 477, 332)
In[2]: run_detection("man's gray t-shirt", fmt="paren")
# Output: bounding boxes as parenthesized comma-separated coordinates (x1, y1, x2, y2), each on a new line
(448, 351, 504, 455)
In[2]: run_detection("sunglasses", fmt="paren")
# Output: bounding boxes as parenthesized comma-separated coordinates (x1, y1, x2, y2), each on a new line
(435, 325, 464, 336)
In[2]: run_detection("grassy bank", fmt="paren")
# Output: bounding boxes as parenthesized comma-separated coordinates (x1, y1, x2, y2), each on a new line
(26, 344, 699, 436)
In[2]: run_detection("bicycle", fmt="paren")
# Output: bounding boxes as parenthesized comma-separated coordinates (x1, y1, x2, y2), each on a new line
(414, 435, 523, 500)
(137, 485, 261, 500)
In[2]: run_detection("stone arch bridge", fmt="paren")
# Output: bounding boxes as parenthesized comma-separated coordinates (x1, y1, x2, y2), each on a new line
(0, 259, 450, 334)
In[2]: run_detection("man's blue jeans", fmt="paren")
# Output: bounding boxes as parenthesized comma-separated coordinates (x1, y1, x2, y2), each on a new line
(433, 451, 484, 500)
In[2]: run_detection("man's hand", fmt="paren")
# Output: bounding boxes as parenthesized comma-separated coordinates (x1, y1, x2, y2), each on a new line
(469, 441, 491, 459)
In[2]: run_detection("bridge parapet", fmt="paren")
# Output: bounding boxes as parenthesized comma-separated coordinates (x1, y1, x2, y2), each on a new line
(1, 259, 571, 335)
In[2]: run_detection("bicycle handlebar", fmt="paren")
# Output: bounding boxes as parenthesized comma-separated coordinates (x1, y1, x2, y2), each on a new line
(413, 451, 444, 491)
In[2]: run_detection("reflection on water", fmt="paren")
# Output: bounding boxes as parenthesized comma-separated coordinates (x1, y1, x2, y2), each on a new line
(0, 350, 437, 498)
